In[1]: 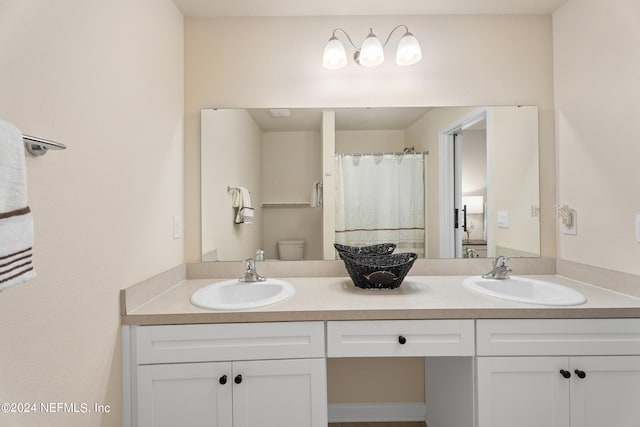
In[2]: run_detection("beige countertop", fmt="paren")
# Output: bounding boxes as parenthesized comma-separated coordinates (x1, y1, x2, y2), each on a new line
(122, 275, 640, 325)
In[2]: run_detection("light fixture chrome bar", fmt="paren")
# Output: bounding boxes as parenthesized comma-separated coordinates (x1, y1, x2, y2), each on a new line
(23, 135, 67, 157)
(380, 24, 410, 47)
(323, 25, 422, 69)
(331, 28, 361, 51)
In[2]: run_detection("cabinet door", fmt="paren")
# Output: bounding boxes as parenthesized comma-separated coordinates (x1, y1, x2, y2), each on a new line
(570, 356, 640, 427)
(232, 358, 327, 427)
(477, 357, 570, 427)
(137, 362, 232, 427)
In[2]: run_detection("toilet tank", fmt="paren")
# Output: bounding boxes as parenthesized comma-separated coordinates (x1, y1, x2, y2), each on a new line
(277, 239, 305, 261)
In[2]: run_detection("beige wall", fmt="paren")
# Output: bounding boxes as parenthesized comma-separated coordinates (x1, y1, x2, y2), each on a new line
(0, 1, 184, 426)
(327, 358, 425, 403)
(185, 15, 557, 262)
(201, 109, 264, 261)
(553, 0, 640, 275)
(491, 106, 540, 256)
(262, 131, 323, 260)
(336, 129, 407, 153)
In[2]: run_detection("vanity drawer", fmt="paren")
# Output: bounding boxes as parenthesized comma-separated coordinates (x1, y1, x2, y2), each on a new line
(135, 321, 325, 364)
(477, 319, 640, 356)
(327, 320, 475, 357)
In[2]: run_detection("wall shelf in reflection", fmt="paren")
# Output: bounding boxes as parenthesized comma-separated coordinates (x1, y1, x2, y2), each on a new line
(262, 202, 311, 208)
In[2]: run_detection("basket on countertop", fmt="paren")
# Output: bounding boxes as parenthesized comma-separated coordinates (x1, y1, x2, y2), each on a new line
(334, 243, 396, 257)
(338, 252, 418, 289)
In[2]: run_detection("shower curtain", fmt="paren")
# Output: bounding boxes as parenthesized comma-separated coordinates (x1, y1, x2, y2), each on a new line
(335, 153, 426, 257)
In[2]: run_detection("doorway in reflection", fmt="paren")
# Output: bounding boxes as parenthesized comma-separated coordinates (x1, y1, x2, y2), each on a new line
(460, 120, 488, 258)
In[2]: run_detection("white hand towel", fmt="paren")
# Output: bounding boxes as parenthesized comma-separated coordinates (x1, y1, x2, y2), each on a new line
(0, 119, 36, 291)
(230, 186, 253, 224)
(238, 207, 254, 224)
(310, 181, 323, 208)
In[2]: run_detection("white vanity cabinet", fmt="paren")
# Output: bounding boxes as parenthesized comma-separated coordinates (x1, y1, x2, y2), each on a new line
(122, 312, 640, 427)
(123, 321, 327, 427)
(476, 319, 640, 427)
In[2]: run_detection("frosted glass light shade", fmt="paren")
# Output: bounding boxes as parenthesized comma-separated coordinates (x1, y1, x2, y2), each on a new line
(358, 33, 384, 67)
(396, 32, 422, 66)
(323, 36, 347, 70)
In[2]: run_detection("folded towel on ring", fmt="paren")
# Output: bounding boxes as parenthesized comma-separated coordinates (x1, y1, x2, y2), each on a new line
(229, 186, 253, 224)
(237, 207, 254, 224)
(0, 119, 36, 291)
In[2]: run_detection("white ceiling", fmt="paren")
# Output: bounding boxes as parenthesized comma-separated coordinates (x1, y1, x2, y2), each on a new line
(248, 108, 433, 132)
(173, 0, 568, 17)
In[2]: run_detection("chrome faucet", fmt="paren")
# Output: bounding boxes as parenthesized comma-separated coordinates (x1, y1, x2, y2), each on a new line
(240, 258, 266, 282)
(482, 256, 512, 280)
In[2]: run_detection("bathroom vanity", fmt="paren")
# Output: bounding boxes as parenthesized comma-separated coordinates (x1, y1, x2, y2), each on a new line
(128, 321, 326, 427)
(121, 272, 640, 427)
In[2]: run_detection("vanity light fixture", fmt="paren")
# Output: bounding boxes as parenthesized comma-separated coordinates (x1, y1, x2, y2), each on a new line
(322, 25, 422, 70)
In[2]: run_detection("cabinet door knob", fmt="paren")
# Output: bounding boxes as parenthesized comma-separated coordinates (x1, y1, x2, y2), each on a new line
(574, 369, 586, 379)
(234, 374, 243, 384)
(560, 369, 571, 379)
(398, 335, 407, 345)
(219, 375, 227, 385)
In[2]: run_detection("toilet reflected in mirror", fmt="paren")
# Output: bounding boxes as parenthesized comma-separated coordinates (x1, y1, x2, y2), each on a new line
(278, 239, 305, 261)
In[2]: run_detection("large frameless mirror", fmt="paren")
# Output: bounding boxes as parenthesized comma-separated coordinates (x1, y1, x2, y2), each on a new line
(201, 106, 540, 262)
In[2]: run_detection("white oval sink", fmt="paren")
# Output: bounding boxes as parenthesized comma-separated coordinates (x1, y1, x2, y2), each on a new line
(191, 278, 295, 311)
(463, 275, 586, 306)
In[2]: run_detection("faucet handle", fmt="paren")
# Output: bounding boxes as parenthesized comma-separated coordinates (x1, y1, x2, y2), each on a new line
(495, 255, 510, 267)
(483, 256, 512, 279)
(240, 258, 266, 282)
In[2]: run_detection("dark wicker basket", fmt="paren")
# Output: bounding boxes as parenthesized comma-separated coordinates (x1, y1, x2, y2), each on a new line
(339, 252, 418, 289)
(334, 243, 396, 257)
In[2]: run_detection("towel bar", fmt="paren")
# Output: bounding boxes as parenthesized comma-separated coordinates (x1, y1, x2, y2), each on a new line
(23, 135, 66, 157)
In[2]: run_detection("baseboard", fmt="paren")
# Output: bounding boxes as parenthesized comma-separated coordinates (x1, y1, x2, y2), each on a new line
(328, 402, 426, 423)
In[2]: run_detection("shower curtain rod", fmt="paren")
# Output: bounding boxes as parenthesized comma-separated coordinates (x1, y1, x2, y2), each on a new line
(336, 150, 428, 157)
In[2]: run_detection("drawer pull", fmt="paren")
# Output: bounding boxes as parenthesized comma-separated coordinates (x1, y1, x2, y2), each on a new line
(574, 369, 586, 379)
(219, 375, 227, 385)
(560, 369, 571, 379)
(234, 374, 243, 384)
(398, 335, 407, 345)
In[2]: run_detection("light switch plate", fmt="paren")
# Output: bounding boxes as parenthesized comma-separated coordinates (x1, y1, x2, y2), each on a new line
(173, 215, 183, 240)
(562, 209, 577, 235)
(497, 210, 509, 228)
